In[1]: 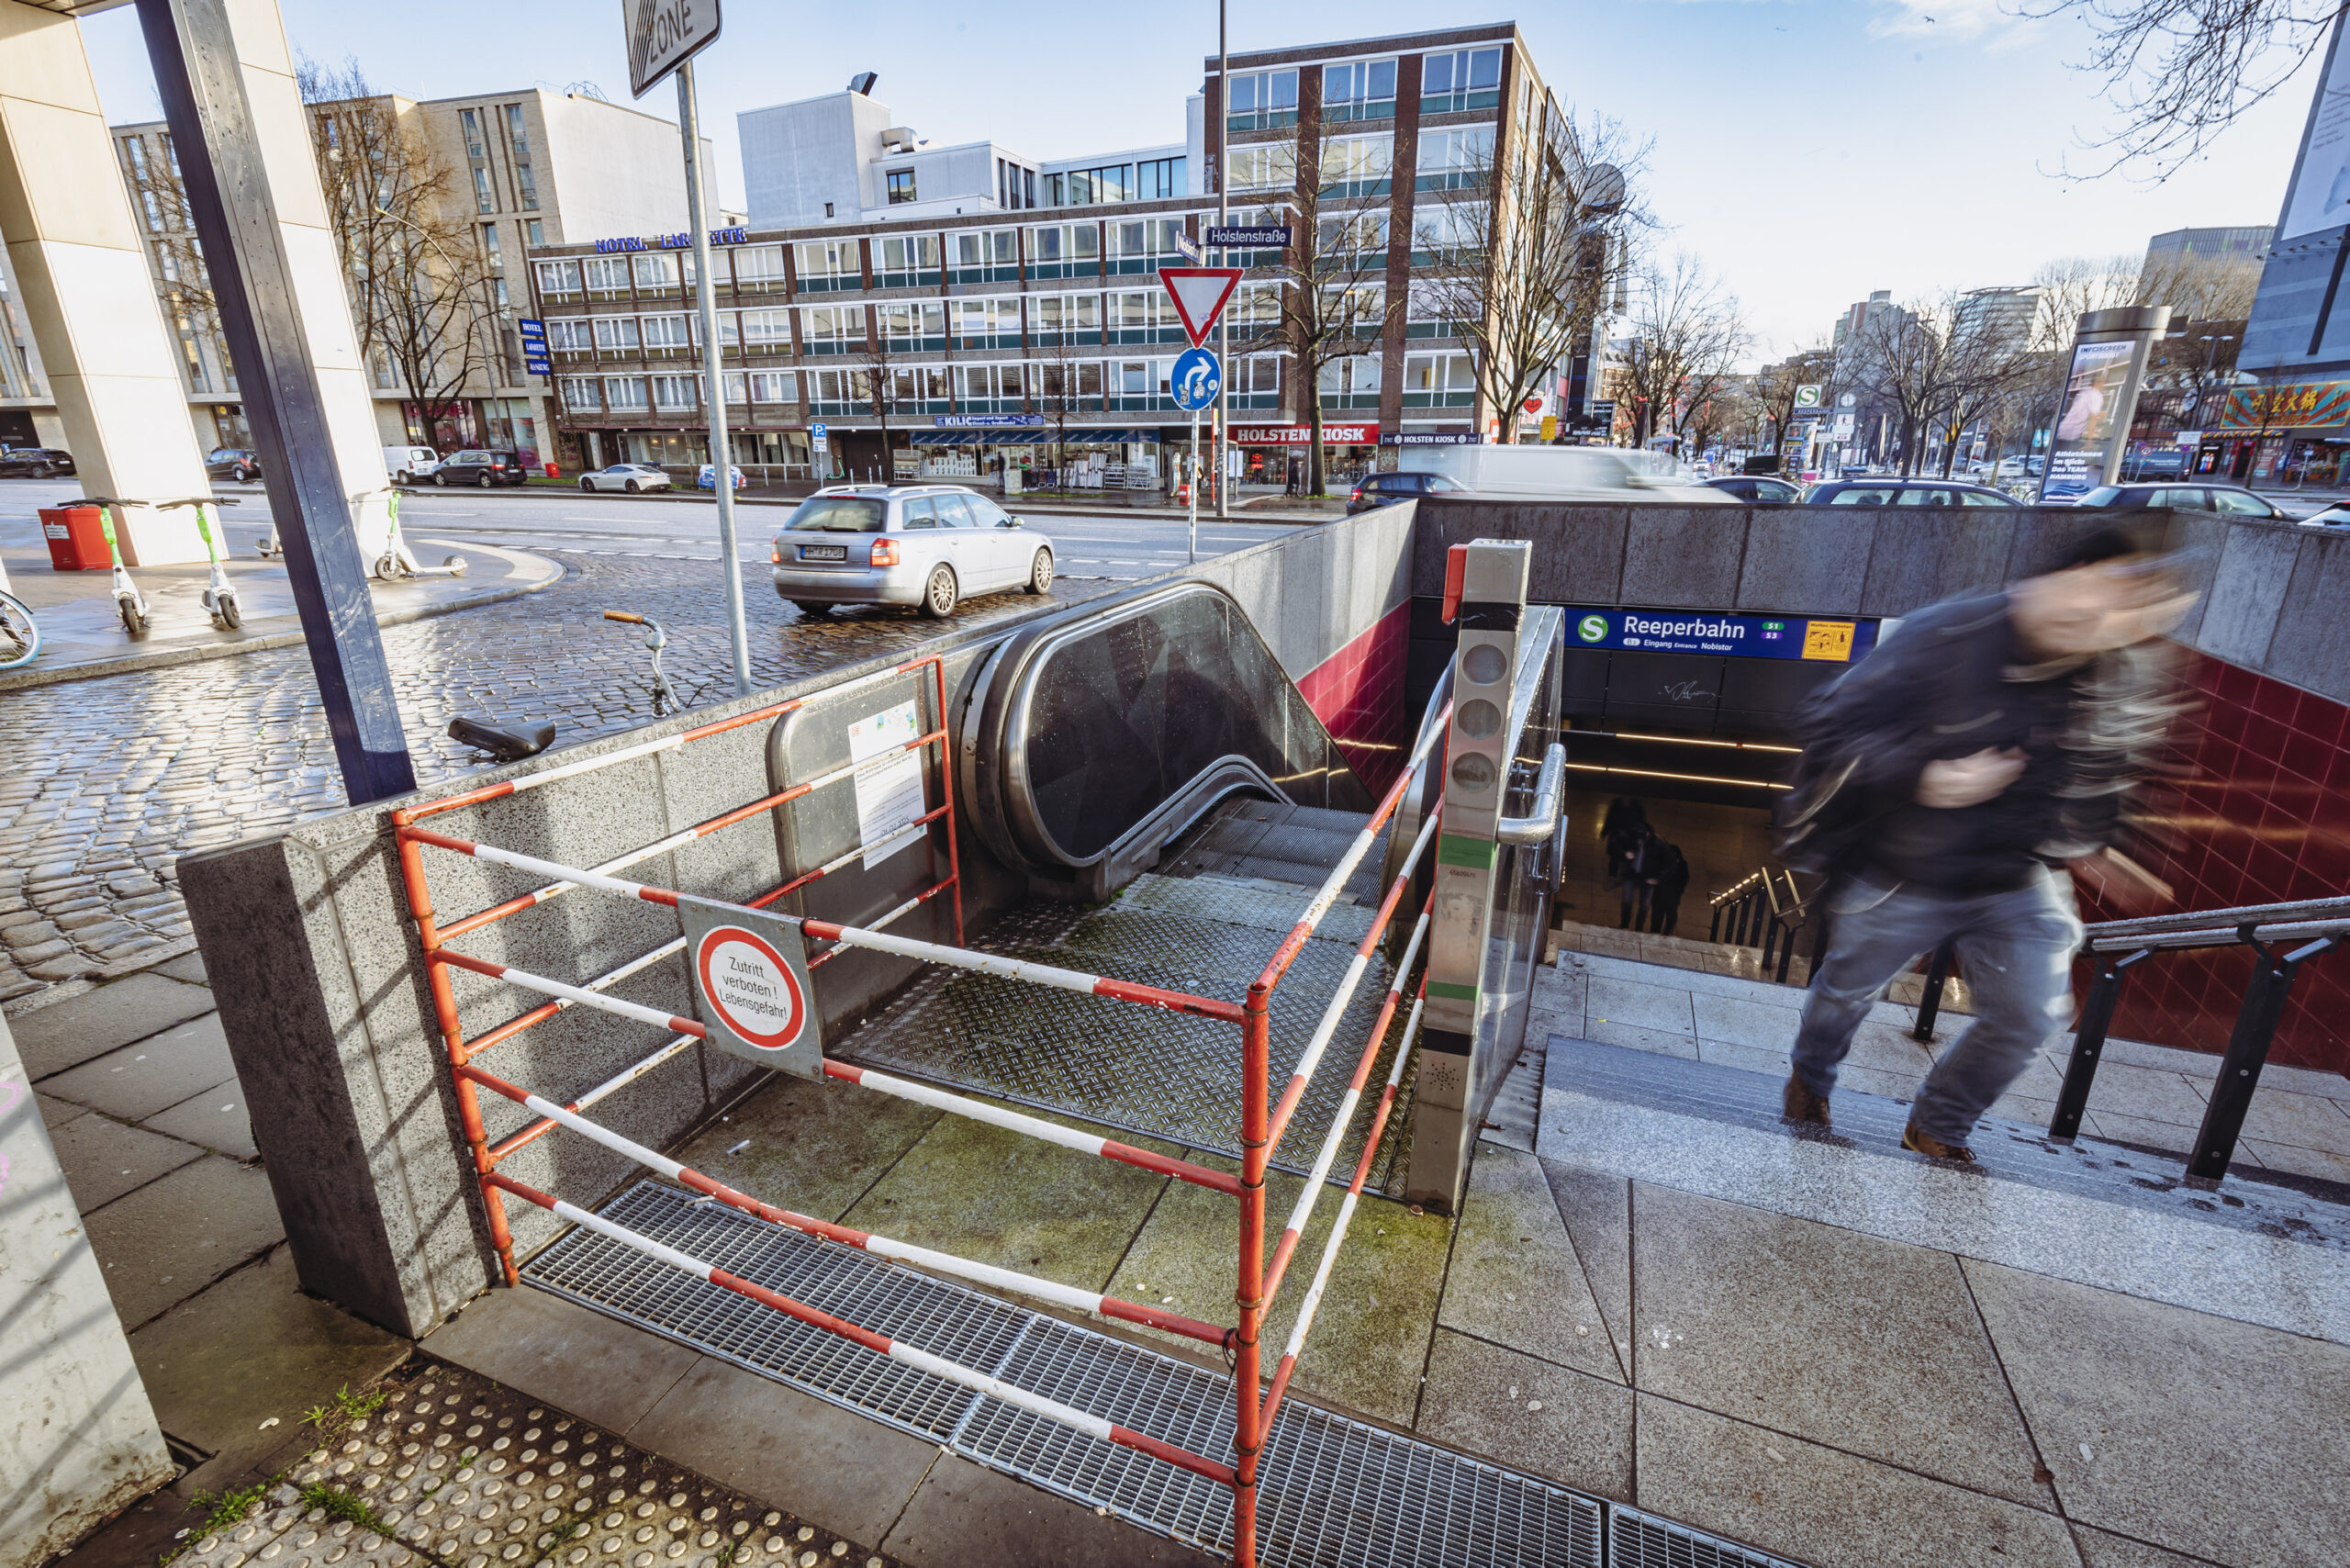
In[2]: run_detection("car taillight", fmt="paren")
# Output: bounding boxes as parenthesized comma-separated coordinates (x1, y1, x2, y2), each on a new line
(869, 539, 901, 566)
(769, 548, 781, 564)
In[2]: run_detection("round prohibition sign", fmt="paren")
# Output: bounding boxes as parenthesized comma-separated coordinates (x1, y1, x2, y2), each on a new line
(694, 924, 809, 1051)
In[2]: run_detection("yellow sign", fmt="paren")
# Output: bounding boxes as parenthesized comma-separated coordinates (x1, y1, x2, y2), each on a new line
(1801, 621, 1856, 662)
(1540, 414, 1558, 441)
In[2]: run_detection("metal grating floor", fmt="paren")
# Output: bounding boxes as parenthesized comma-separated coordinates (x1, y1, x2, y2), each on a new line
(1608, 1506, 1804, 1568)
(834, 869, 1419, 1189)
(528, 1180, 1606, 1568)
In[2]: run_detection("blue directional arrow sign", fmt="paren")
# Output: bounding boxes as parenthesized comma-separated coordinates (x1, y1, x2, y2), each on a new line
(1170, 347, 1221, 412)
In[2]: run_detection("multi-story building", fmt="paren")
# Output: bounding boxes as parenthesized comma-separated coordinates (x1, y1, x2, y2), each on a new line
(2143, 225, 2271, 271)
(529, 24, 1554, 484)
(113, 88, 718, 465)
(0, 250, 62, 451)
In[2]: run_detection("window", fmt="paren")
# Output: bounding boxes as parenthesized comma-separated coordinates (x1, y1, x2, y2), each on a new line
(516, 162, 539, 210)
(1025, 223, 1100, 277)
(749, 371, 798, 403)
(740, 308, 792, 348)
(584, 256, 632, 294)
(1404, 352, 1475, 406)
(632, 252, 678, 290)
(1058, 163, 1133, 205)
(591, 316, 640, 350)
(1233, 354, 1283, 405)
(504, 105, 530, 158)
(1024, 168, 1035, 207)
(460, 108, 485, 160)
(1318, 211, 1388, 255)
(800, 304, 865, 351)
(604, 375, 648, 410)
(1406, 279, 1455, 337)
(652, 374, 697, 410)
(887, 168, 917, 204)
(1421, 47, 1504, 114)
(1321, 135, 1393, 195)
(481, 225, 503, 268)
(1227, 282, 1283, 336)
(1320, 282, 1386, 335)
(545, 319, 594, 352)
(122, 136, 148, 179)
(876, 299, 945, 344)
(949, 230, 1019, 281)
(1317, 353, 1382, 408)
(1136, 157, 1182, 200)
(793, 240, 856, 290)
(876, 234, 939, 285)
(642, 314, 694, 351)
(1323, 59, 1397, 121)
(1226, 143, 1297, 193)
(1225, 68, 1299, 130)
(1416, 128, 1494, 189)
(1109, 289, 1182, 342)
(472, 165, 494, 214)
(492, 276, 509, 308)
(560, 375, 601, 411)
(140, 189, 165, 232)
(951, 297, 1021, 344)
(1034, 293, 1101, 341)
(526, 219, 545, 247)
(1412, 203, 1484, 259)
(734, 244, 789, 289)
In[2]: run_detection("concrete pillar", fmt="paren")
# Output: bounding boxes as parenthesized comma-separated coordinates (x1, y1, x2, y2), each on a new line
(0, 1011, 175, 1568)
(202, 0, 396, 558)
(0, 0, 212, 564)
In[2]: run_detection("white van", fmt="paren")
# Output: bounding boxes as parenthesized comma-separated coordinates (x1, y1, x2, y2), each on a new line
(1412, 444, 1731, 503)
(384, 445, 442, 484)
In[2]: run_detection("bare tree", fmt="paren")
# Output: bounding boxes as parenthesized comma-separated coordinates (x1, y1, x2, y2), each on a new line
(1245, 114, 1403, 496)
(1033, 331, 1094, 481)
(1414, 106, 1651, 446)
(2015, 0, 2339, 178)
(2030, 255, 2142, 353)
(1752, 345, 1836, 455)
(856, 331, 906, 476)
(1618, 252, 1751, 450)
(1928, 312, 2042, 477)
(300, 54, 491, 445)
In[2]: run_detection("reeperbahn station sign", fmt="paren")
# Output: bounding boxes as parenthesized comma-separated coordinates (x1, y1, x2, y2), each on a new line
(1568, 607, 1880, 664)
(595, 227, 750, 252)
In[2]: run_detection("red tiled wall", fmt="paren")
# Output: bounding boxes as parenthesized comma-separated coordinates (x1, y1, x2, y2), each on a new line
(1297, 599, 1413, 795)
(2076, 650, 2350, 1074)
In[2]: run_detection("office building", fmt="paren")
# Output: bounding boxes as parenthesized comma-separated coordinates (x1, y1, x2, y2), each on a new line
(113, 88, 718, 464)
(530, 24, 1564, 482)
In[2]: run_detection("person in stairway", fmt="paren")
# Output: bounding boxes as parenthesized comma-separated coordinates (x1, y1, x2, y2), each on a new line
(1774, 522, 2195, 1162)
(1649, 842, 1690, 935)
(1603, 796, 1647, 882)
(1618, 824, 1663, 930)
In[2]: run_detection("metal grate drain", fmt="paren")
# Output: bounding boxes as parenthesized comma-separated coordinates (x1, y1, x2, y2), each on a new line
(527, 1180, 1605, 1567)
(1608, 1506, 1805, 1568)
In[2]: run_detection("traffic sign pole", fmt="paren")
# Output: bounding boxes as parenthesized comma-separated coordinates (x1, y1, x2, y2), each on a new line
(1215, 0, 1228, 522)
(1189, 405, 1200, 563)
(678, 58, 751, 697)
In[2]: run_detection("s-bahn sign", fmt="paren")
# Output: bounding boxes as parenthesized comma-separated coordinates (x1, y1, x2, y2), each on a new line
(1567, 608, 1880, 663)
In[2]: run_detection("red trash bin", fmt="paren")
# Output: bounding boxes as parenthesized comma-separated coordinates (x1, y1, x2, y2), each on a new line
(39, 505, 110, 571)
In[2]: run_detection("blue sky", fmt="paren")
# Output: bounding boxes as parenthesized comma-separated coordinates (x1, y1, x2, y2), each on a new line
(76, 0, 2314, 355)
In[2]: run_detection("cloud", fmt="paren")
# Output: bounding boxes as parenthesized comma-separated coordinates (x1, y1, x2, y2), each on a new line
(1866, 0, 2042, 47)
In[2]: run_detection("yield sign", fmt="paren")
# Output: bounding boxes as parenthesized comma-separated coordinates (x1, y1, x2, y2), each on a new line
(1158, 267, 1243, 347)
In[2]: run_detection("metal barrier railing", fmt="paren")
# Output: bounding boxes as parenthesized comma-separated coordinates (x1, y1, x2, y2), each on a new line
(1707, 867, 1818, 984)
(390, 660, 1452, 1568)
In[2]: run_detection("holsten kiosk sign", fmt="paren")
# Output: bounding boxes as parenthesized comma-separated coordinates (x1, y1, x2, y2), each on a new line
(679, 895, 822, 1078)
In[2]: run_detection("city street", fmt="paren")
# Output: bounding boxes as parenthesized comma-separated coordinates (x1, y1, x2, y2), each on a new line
(0, 480, 1304, 1006)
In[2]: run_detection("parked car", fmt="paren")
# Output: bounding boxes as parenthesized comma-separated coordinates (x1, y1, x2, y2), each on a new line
(2071, 483, 2285, 518)
(770, 484, 1054, 619)
(698, 463, 748, 491)
(1706, 475, 1805, 504)
(384, 444, 441, 484)
(2119, 450, 2189, 482)
(1346, 471, 1469, 514)
(579, 463, 674, 494)
(0, 446, 74, 478)
(205, 446, 262, 482)
(1413, 444, 1729, 502)
(2296, 501, 2350, 527)
(433, 449, 529, 487)
(1802, 478, 2019, 507)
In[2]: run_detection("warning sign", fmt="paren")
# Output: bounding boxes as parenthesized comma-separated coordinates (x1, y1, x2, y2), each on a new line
(679, 896, 822, 1078)
(1800, 621, 1857, 662)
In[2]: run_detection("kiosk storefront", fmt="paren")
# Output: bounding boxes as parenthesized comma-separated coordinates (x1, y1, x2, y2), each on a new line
(1231, 422, 1381, 488)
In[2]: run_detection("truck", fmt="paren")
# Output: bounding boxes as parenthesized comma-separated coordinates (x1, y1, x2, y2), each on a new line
(1409, 443, 1731, 503)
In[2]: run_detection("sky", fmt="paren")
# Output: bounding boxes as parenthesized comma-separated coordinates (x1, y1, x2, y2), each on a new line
(75, 0, 2319, 357)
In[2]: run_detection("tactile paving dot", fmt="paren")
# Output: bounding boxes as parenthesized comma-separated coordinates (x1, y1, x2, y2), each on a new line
(160, 1363, 902, 1568)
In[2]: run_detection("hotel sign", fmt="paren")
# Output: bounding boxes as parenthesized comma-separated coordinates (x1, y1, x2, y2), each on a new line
(594, 227, 748, 253)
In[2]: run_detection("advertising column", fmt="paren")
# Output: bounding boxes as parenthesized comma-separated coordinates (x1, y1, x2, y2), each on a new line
(2038, 306, 2172, 502)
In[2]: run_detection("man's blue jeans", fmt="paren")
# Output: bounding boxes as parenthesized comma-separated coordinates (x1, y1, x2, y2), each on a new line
(1791, 864, 2083, 1146)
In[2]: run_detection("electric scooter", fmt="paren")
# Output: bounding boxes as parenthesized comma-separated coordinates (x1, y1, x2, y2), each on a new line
(155, 494, 242, 629)
(604, 610, 679, 714)
(78, 497, 152, 636)
(369, 487, 467, 580)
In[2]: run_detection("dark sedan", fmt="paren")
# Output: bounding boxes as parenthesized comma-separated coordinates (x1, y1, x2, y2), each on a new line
(1347, 471, 1469, 514)
(205, 446, 262, 482)
(2072, 483, 2285, 518)
(0, 446, 74, 478)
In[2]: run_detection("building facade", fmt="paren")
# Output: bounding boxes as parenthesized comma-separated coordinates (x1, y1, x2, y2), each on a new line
(113, 88, 717, 466)
(531, 25, 1553, 485)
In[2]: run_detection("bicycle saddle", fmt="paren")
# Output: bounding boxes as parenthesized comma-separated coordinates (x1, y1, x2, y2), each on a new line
(446, 715, 556, 763)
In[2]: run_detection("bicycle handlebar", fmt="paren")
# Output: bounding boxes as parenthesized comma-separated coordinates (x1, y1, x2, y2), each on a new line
(603, 610, 645, 624)
(151, 496, 241, 509)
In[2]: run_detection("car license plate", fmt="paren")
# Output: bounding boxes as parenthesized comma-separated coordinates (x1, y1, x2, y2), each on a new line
(799, 543, 847, 561)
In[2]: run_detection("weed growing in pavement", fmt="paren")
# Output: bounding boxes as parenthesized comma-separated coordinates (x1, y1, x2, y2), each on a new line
(161, 1482, 272, 1560)
(302, 1384, 388, 1430)
(293, 1480, 403, 1544)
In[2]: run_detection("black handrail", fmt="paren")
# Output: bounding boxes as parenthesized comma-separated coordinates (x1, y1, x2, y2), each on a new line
(1908, 894, 2350, 1188)
(1707, 866, 1823, 984)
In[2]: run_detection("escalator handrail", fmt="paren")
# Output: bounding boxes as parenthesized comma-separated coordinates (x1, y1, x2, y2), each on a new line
(1496, 744, 1566, 846)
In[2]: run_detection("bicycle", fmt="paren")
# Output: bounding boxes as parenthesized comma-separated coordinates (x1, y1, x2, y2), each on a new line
(0, 586, 39, 669)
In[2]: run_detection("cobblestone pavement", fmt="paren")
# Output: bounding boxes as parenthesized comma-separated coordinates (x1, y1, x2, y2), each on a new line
(163, 1361, 897, 1568)
(0, 550, 1106, 1009)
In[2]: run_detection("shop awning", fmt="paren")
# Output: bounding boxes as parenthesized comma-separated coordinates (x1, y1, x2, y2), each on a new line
(908, 428, 1160, 446)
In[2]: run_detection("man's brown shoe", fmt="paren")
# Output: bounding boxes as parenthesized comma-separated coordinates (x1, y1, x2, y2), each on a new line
(1902, 1121, 1977, 1163)
(1782, 1075, 1831, 1126)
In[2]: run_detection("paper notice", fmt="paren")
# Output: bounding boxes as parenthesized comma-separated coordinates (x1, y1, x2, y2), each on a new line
(848, 700, 927, 870)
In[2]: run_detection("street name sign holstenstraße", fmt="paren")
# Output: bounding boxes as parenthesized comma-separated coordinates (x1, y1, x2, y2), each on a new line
(1158, 268, 1242, 346)
(1205, 224, 1292, 248)
(623, 0, 722, 98)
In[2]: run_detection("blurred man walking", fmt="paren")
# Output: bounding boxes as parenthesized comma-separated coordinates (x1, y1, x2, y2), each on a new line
(1776, 524, 2193, 1162)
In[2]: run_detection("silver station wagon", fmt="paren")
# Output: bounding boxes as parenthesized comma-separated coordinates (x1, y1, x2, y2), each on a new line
(770, 484, 1055, 618)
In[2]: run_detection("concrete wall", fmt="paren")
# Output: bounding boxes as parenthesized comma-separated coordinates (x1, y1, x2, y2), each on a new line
(175, 507, 1417, 1338)
(0, 1010, 174, 1568)
(739, 93, 890, 229)
(533, 90, 721, 245)
(1408, 498, 2348, 706)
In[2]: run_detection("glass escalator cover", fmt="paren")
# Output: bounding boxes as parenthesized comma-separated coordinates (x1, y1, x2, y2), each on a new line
(1021, 588, 1367, 860)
